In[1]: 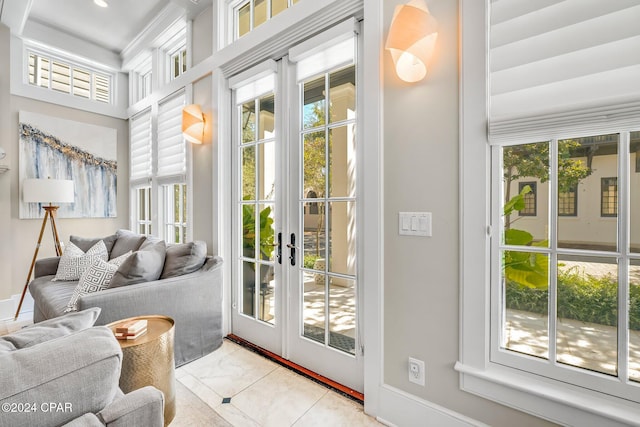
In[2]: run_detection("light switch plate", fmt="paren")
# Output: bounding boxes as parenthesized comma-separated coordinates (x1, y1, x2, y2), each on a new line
(399, 212, 432, 236)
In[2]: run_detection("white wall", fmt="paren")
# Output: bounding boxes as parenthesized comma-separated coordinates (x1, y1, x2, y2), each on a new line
(0, 21, 129, 302)
(0, 24, 12, 297)
(191, 5, 214, 253)
(381, 1, 553, 425)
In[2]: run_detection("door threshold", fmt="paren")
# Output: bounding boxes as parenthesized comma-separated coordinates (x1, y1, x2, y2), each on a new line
(225, 334, 364, 404)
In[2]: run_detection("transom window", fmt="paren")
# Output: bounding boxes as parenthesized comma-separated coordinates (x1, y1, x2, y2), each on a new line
(28, 51, 112, 104)
(170, 48, 187, 80)
(234, 0, 301, 39)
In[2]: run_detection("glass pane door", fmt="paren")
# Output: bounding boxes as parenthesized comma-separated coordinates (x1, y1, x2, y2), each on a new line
(232, 85, 281, 353)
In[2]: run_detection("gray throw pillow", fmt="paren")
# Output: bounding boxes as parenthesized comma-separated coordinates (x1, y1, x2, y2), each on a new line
(110, 229, 147, 259)
(70, 234, 117, 256)
(0, 308, 101, 352)
(160, 241, 207, 279)
(109, 240, 167, 288)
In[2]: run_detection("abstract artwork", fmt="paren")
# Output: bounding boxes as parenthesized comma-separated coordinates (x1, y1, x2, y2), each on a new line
(19, 111, 117, 218)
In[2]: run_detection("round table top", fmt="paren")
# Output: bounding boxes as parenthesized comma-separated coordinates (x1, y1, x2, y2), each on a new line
(107, 315, 174, 349)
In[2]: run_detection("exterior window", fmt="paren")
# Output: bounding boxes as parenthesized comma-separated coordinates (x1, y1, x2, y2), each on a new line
(129, 91, 190, 242)
(461, 0, 640, 423)
(601, 177, 618, 217)
(498, 133, 636, 400)
(517, 182, 536, 216)
(135, 186, 152, 236)
(27, 52, 112, 104)
(141, 71, 153, 99)
(170, 48, 187, 80)
(234, 0, 301, 39)
(558, 186, 577, 217)
(164, 183, 187, 244)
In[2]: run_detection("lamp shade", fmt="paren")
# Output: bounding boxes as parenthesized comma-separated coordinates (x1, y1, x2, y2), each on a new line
(385, 0, 438, 83)
(23, 179, 74, 204)
(182, 104, 204, 144)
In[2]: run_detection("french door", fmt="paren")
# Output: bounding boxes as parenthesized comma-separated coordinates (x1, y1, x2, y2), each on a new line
(230, 25, 363, 392)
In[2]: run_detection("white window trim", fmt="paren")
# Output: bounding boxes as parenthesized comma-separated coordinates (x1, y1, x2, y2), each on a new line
(457, 1, 640, 425)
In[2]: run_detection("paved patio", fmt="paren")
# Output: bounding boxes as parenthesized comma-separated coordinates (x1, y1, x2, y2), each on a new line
(505, 309, 640, 381)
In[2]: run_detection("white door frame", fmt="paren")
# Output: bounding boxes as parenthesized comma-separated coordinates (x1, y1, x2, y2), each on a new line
(214, 0, 383, 415)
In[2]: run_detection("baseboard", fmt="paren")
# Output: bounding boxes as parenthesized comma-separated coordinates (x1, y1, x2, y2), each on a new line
(0, 292, 34, 321)
(377, 384, 486, 427)
(0, 298, 14, 320)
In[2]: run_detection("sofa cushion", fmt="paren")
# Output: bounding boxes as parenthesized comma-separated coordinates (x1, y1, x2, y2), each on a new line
(160, 241, 207, 279)
(54, 241, 108, 281)
(110, 229, 147, 259)
(0, 308, 100, 353)
(30, 276, 78, 320)
(110, 240, 167, 288)
(70, 234, 117, 256)
(64, 252, 133, 313)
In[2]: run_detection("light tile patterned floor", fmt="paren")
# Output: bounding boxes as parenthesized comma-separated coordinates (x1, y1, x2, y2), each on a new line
(1, 316, 379, 426)
(177, 339, 381, 427)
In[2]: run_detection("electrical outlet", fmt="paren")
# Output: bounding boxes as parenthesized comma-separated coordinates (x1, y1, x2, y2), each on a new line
(408, 357, 425, 386)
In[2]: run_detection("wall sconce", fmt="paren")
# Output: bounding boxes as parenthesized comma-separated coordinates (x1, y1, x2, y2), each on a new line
(182, 104, 205, 144)
(385, 0, 438, 83)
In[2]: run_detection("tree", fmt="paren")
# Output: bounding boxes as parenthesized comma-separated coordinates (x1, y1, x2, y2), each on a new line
(503, 140, 591, 229)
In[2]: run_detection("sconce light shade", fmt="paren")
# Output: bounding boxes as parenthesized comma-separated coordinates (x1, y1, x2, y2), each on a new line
(182, 104, 204, 144)
(385, 0, 438, 83)
(23, 179, 75, 204)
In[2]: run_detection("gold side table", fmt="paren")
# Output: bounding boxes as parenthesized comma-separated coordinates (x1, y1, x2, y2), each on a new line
(108, 315, 176, 426)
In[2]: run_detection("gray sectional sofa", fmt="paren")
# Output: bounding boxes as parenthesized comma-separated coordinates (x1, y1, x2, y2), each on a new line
(28, 229, 224, 367)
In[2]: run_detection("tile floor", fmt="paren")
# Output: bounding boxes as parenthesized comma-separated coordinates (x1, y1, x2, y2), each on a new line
(175, 339, 382, 426)
(1, 315, 381, 426)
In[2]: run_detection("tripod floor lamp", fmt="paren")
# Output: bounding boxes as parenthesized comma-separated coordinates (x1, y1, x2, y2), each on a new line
(15, 178, 74, 320)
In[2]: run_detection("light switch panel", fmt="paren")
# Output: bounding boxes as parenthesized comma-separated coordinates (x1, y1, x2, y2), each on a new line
(399, 212, 432, 236)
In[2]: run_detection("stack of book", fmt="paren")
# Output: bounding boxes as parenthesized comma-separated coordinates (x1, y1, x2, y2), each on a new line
(114, 319, 148, 340)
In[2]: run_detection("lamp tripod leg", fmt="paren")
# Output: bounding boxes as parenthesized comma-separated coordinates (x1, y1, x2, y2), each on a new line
(14, 211, 50, 321)
(49, 210, 63, 256)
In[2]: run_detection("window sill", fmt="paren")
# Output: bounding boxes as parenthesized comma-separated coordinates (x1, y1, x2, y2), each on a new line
(454, 362, 640, 427)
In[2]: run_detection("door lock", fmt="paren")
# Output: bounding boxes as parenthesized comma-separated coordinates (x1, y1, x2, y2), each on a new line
(286, 233, 296, 266)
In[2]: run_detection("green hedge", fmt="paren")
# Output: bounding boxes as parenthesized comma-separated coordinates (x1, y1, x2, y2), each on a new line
(505, 271, 640, 330)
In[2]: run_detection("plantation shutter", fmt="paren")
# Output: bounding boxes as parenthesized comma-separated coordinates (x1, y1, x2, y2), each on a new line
(490, 1, 640, 142)
(129, 109, 152, 180)
(157, 89, 186, 178)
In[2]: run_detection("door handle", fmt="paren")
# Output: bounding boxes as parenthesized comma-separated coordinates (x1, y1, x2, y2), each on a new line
(276, 232, 282, 264)
(287, 233, 296, 266)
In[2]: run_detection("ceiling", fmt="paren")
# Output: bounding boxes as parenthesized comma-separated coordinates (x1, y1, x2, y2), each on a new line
(1, 0, 212, 54)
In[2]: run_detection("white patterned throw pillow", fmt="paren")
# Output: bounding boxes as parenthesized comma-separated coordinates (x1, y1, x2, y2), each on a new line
(64, 251, 132, 313)
(54, 240, 109, 281)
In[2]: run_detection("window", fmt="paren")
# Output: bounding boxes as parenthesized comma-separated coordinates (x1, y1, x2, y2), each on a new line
(459, 1, 640, 425)
(234, 0, 301, 39)
(170, 48, 187, 80)
(163, 183, 187, 243)
(129, 52, 153, 104)
(558, 185, 577, 217)
(158, 20, 188, 83)
(517, 182, 536, 216)
(129, 91, 190, 243)
(601, 177, 618, 217)
(28, 51, 112, 104)
(135, 186, 152, 235)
